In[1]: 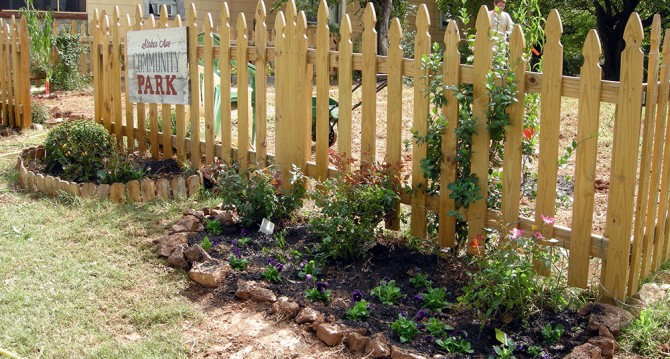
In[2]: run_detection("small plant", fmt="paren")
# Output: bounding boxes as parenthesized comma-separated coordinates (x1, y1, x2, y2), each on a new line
(419, 287, 450, 311)
(435, 337, 474, 354)
(304, 279, 331, 303)
(31, 100, 49, 124)
(297, 259, 322, 280)
(425, 317, 454, 337)
(391, 313, 420, 343)
(44, 120, 117, 182)
(200, 236, 213, 251)
(409, 273, 432, 289)
(237, 237, 252, 247)
(370, 279, 405, 305)
(309, 154, 400, 261)
(228, 247, 248, 271)
(274, 230, 287, 249)
(205, 162, 307, 227)
(97, 154, 146, 184)
(526, 345, 544, 357)
(490, 328, 517, 359)
(346, 293, 370, 321)
(621, 304, 670, 357)
(204, 218, 223, 235)
(541, 323, 564, 344)
(262, 258, 283, 283)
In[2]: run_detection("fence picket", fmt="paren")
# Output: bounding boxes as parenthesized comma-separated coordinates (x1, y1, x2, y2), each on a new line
(111, 7, 123, 147)
(337, 15, 353, 171)
(501, 25, 526, 239)
(134, 6, 147, 153)
(361, 3, 377, 163)
(601, 13, 644, 301)
(652, 30, 670, 265)
(11, 17, 21, 127)
(439, 20, 460, 247)
(18, 17, 30, 128)
(204, 14, 215, 164)
(568, 30, 602, 288)
(273, 11, 286, 171)
(631, 15, 661, 292)
(467, 6, 493, 252)
(174, 15, 187, 165)
(315, 0, 330, 180)
(386, 18, 402, 231)
(254, 0, 268, 165)
(219, 3, 232, 163)
(0, 20, 6, 127)
(102, 15, 113, 134)
(146, 15, 160, 160)
(536, 10, 563, 242)
(188, 4, 201, 168)
(159, 5, 173, 159)
(237, 13, 250, 168)
(410, 5, 430, 239)
(80, 23, 88, 74)
(124, 14, 135, 151)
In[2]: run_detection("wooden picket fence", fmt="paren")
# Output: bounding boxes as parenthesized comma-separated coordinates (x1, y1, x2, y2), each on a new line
(89, 1, 670, 301)
(0, 16, 31, 129)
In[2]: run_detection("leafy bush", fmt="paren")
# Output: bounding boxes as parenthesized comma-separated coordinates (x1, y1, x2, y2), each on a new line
(51, 32, 85, 91)
(31, 100, 50, 124)
(458, 227, 564, 322)
(309, 155, 400, 261)
(205, 162, 307, 227)
(370, 278, 405, 305)
(44, 120, 117, 182)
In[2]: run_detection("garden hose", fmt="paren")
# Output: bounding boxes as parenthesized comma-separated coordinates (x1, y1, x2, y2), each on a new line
(0, 348, 22, 359)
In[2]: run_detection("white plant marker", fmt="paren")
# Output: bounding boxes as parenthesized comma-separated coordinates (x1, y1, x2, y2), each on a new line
(259, 218, 275, 235)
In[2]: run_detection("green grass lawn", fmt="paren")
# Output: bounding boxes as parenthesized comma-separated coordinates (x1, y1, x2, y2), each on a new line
(0, 129, 219, 358)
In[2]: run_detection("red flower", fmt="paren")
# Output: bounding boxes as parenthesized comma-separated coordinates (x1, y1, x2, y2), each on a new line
(523, 127, 534, 140)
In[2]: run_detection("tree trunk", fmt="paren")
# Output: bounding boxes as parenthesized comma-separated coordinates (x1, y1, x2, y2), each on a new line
(376, 0, 392, 56)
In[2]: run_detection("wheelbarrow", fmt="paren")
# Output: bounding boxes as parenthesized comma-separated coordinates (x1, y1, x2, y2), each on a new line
(311, 97, 339, 148)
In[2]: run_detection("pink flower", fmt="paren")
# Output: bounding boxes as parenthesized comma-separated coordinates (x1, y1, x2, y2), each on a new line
(541, 214, 555, 225)
(509, 228, 524, 239)
(534, 231, 545, 240)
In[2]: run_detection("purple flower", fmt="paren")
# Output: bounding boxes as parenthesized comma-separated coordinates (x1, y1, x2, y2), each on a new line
(275, 263, 284, 272)
(231, 239, 238, 247)
(414, 309, 427, 322)
(240, 229, 249, 236)
(316, 281, 328, 293)
(232, 247, 241, 259)
(414, 294, 425, 302)
(266, 258, 276, 265)
(299, 261, 307, 268)
(305, 274, 312, 283)
(352, 290, 363, 302)
(401, 311, 407, 318)
(382, 277, 391, 283)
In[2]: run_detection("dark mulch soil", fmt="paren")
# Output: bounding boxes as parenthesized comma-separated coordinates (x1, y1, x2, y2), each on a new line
(188, 223, 591, 358)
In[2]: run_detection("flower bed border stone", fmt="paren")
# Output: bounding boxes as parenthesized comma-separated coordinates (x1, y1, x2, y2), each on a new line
(16, 145, 202, 203)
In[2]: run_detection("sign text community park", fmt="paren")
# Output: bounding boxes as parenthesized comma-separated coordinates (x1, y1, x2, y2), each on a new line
(126, 27, 190, 105)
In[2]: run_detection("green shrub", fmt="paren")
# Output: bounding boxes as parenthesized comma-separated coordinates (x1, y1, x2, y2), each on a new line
(31, 100, 50, 124)
(51, 32, 85, 91)
(97, 154, 146, 184)
(44, 120, 117, 182)
(308, 155, 400, 261)
(204, 162, 307, 227)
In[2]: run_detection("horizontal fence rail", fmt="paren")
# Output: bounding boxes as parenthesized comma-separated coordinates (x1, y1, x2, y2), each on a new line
(88, 1, 670, 301)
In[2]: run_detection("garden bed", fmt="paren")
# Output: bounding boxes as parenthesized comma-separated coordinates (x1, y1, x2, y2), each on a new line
(159, 206, 596, 358)
(16, 145, 203, 202)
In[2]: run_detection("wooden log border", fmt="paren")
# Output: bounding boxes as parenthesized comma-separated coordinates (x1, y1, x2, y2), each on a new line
(16, 146, 203, 202)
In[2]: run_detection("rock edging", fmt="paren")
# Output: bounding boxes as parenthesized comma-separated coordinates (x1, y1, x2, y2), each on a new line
(16, 146, 202, 203)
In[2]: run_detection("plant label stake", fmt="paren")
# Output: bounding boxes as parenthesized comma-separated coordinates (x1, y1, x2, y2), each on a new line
(259, 218, 274, 235)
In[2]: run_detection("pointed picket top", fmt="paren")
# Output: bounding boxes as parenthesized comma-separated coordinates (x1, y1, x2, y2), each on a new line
(160, 4, 169, 27)
(545, 9, 563, 44)
(475, 5, 491, 34)
(255, 0, 266, 48)
(623, 12, 643, 47)
(582, 29, 602, 64)
(286, 0, 297, 25)
(363, 2, 376, 31)
(389, 18, 402, 52)
(274, 10, 286, 42)
(444, 19, 460, 50)
(415, 4, 430, 33)
(317, 0, 329, 26)
(649, 14, 661, 56)
(175, 14, 182, 27)
(134, 4, 143, 27)
(188, 3, 198, 28)
(340, 13, 352, 40)
(663, 29, 670, 58)
(220, 2, 230, 33)
(113, 6, 120, 25)
(204, 12, 213, 34)
(148, 14, 156, 29)
(238, 13, 248, 41)
(256, 0, 266, 22)
(510, 24, 525, 53)
(102, 14, 110, 35)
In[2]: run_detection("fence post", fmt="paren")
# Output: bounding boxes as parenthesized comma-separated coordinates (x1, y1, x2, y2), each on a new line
(466, 6, 493, 253)
(315, 0, 330, 180)
(219, 3, 232, 164)
(361, 3, 377, 164)
(385, 18, 403, 231)
(254, 0, 268, 165)
(601, 13, 644, 301)
(236, 13, 250, 169)
(19, 16, 31, 129)
(187, 3, 201, 168)
(337, 15, 352, 171)
(0, 20, 6, 127)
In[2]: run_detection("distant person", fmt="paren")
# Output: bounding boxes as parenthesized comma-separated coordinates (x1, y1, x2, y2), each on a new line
(489, 0, 514, 42)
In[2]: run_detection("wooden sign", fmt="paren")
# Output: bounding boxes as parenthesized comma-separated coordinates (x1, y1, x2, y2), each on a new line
(126, 27, 190, 105)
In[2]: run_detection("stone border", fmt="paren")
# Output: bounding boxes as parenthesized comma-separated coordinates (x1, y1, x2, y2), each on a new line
(16, 146, 202, 203)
